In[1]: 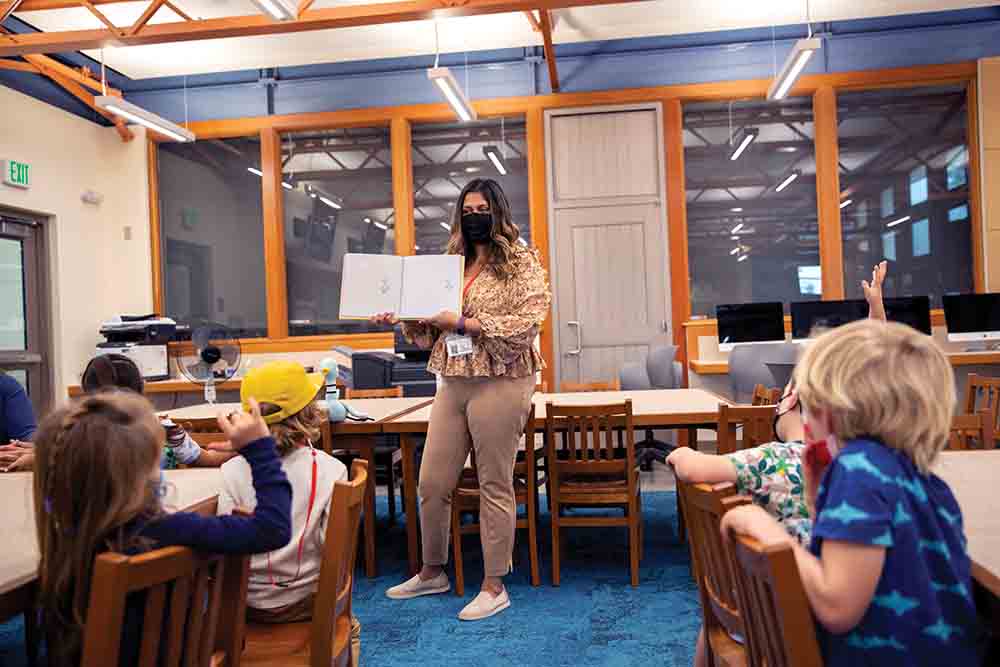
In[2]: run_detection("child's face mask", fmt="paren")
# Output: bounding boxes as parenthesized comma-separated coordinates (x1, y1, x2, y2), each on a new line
(802, 408, 840, 471)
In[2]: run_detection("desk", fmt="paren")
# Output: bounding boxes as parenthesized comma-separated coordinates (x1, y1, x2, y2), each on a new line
(935, 451, 1000, 598)
(382, 388, 729, 575)
(689, 350, 1000, 377)
(160, 397, 433, 578)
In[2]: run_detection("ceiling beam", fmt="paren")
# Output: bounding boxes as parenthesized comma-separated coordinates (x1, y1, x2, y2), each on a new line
(128, 0, 169, 36)
(522, 9, 540, 32)
(0, 57, 36, 72)
(538, 9, 559, 93)
(0, 0, 649, 57)
(43, 70, 134, 141)
(0, 27, 123, 95)
(0, 0, 23, 22)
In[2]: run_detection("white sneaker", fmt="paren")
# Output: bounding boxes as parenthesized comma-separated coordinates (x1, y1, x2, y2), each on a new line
(458, 588, 511, 621)
(385, 572, 451, 600)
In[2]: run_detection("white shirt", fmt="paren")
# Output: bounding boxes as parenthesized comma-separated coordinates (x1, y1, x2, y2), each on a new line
(218, 445, 348, 609)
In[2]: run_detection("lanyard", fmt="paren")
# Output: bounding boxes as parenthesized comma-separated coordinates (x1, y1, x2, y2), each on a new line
(463, 263, 484, 301)
(266, 445, 318, 588)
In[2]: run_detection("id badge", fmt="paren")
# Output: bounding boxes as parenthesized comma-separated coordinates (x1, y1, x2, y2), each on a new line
(446, 334, 475, 358)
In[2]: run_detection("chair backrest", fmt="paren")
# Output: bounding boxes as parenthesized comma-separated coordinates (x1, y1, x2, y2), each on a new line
(310, 459, 369, 667)
(619, 362, 653, 391)
(545, 400, 635, 480)
(948, 409, 995, 451)
(344, 386, 403, 399)
(80, 546, 250, 667)
(179, 418, 229, 447)
(560, 378, 621, 393)
(646, 344, 678, 389)
(717, 404, 776, 455)
(964, 374, 1000, 443)
(730, 535, 823, 667)
(751, 384, 782, 406)
(678, 481, 750, 642)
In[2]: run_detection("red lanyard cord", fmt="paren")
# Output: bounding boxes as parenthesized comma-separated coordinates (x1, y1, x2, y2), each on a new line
(463, 264, 484, 301)
(266, 446, 318, 588)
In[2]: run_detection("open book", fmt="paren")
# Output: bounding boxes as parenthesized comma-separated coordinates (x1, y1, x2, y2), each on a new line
(339, 254, 465, 321)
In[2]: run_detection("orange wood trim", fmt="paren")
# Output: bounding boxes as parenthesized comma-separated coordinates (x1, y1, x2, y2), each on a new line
(68, 378, 243, 397)
(814, 86, 845, 300)
(0, 58, 39, 73)
(931, 309, 945, 327)
(391, 117, 415, 256)
(147, 137, 164, 315)
(162, 0, 191, 20)
(968, 78, 986, 293)
(664, 99, 692, 384)
(526, 107, 555, 392)
(261, 129, 289, 339)
(522, 9, 541, 32)
(168, 332, 394, 356)
(166, 63, 979, 140)
(539, 10, 559, 93)
(128, 0, 167, 36)
(689, 360, 729, 375)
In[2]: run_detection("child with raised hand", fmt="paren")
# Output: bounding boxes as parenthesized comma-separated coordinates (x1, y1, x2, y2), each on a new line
(721, 319, 981, 666)
(33, 392, 292, 667)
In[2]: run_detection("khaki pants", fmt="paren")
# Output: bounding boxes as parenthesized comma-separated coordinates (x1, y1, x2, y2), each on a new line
(247, 595, 362, 665)
(418, 374, 535, 577)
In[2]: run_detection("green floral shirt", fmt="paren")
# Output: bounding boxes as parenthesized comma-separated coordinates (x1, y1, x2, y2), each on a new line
(725, 440, 812, 544)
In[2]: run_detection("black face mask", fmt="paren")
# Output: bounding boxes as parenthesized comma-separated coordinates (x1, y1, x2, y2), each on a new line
(772, 393, 802, 443)
(461, 212, 493, 244)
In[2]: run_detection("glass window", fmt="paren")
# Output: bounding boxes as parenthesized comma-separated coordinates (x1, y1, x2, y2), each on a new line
(837, 85, 974, 307)
(281, 127, 395, 336)
(684, 98, 820, 315)
(410, 116, 530, 256)
(6, 368, 27, 393)
(0, 238, 25, 350)
(912, 218, 930, 257)
(881, 187, 895, 218)
(158, 138, 267, 338)
(909, 165, 928, 206)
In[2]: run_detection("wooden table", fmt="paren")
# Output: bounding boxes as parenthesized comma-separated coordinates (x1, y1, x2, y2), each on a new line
(935, 451, 1000, 598)
(382, 388, 729, 575)
(160, 397, 433, 578)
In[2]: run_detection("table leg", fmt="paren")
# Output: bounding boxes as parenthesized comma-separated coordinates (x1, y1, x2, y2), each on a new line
(687, 427, 699, 451)
(355, 437, 378, 579)
(400, 434, 421, 576)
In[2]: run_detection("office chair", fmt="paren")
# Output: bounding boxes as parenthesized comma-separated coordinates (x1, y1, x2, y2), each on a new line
(620, 344, 681, 470)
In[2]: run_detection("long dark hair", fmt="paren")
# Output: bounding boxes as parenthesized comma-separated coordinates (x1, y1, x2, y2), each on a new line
(445, 178, 522, 281)
(81, 354, 145, 395)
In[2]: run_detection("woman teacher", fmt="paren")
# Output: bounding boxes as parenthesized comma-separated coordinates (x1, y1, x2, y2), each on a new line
(372, 178, 550, 621)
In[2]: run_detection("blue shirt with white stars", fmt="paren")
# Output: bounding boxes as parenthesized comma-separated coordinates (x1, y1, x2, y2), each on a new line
(809, 438, 982, 666)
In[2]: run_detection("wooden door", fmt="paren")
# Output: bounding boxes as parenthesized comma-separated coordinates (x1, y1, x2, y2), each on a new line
(545, 107, 671, 386)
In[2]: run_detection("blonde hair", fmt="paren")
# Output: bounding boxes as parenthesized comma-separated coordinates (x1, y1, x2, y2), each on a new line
(793, 319, 954, 474)
(33, 392, 164, 666)
(261, 401, 324, 456)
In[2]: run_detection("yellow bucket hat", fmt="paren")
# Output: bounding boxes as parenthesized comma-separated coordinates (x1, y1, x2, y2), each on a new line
(241, 361, 325, 425)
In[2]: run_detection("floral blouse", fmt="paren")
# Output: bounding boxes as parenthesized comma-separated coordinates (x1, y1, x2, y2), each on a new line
(726, 440, 813, 545)
(403, 245, 551, 379)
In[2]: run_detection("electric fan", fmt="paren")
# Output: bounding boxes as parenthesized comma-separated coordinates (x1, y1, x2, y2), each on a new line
(177, 323, 242, 404)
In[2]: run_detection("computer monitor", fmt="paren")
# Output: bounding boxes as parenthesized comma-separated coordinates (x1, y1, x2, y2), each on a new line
(716, 302, 785, 352)
(791, 299, 868, 342)
(883, 295, 932, 335)
(943, 293, 1000, 342)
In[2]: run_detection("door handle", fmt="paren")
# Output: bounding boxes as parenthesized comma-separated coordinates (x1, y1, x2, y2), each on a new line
(566, 321, 582, 356)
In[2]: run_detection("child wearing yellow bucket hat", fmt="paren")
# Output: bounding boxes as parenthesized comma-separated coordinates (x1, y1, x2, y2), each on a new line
(218, 361, 361, 661)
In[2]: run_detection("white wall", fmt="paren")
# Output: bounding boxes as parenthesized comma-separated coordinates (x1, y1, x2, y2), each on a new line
(0, 86, 151, 399)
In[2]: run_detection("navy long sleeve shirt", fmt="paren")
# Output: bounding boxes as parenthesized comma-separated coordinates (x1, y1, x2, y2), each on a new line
(0, 372, 36, 444)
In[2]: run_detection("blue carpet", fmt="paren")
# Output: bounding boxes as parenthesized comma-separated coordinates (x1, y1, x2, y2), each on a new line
(1, 491, 700, 667)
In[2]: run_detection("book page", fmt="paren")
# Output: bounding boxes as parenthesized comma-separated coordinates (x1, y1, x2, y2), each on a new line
(398, 255, 464, 320)
(338, 254, 404, 319)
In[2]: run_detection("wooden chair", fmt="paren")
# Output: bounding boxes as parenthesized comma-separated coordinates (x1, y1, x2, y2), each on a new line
(560, 378, 621, 393)
(729, 534, 823, 667)
(450, 406, 542, 596)
(178, 417, 230, 448)
(964, 374, 1000, 447)
(243, 460, 369, 667)
(717, 404, 776, 456)
(79, 546, 250, 667)
(678, 480, 751, 667)
(948, 409, 995, 451)
(546, 400, 643, 587)
(344, 386, 404, 520)
(751, 384, 782, 407)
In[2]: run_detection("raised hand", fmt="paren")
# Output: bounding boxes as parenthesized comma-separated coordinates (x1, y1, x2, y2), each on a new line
(216, 398, 270, 452)
(862, 261, 888, 321)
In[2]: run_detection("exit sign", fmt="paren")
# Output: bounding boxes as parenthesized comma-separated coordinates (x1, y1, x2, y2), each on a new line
(2, 160, 30, 189)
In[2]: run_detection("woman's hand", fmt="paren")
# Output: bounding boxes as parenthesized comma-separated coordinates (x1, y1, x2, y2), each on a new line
(425, 310, 461, 332)
(0, 441, 35, 472)
(862, 261, 888, 322)
(370, 312, 399, 328)
(216, 399, 270, 452)
(720, 504, 792, 547)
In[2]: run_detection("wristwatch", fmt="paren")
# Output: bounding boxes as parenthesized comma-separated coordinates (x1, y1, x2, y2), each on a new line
(456, 316, 467, 336)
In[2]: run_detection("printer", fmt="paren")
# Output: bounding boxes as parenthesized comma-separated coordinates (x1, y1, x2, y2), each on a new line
(96, 315, 176, 381)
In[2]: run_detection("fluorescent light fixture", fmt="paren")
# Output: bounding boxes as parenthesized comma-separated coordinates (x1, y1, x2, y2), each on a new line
(730, 207, 744, 213)
(374, 222, 388, 230)
(281, 182, 293, 191)
(427, 67, 477, 122)
(363, 217, 372, 224)
(839, 199, 853, 209)
(731, 223, 744, 234)
(483, 146, 507, 175)
(730, 247, 740, 256)
(767, 37, 822, 101)
(775, 170, 801, 193)
(440, 222, 452, 231)
(731, 235, 741, 241)
(729, 128, 758, 161)
(248, 167, 263, 177)
(95, 95, 194, 142)
(319, 196, 341, 210)
(415, 244, 421, 250)
(737, 254, 749, 263)
(887, 215, 911, 228)
(248, 0, 296, 21)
